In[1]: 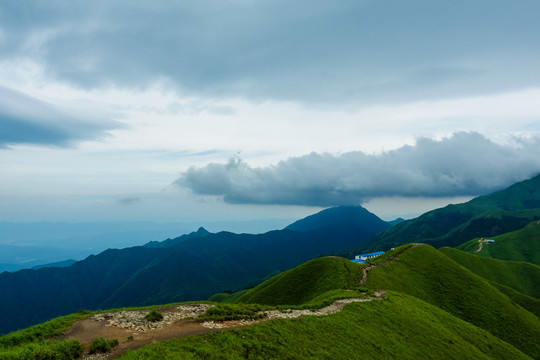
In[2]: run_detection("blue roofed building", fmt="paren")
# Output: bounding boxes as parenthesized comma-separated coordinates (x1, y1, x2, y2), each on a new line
(353, 251, 385, 262)
(350, 258, 366, 263)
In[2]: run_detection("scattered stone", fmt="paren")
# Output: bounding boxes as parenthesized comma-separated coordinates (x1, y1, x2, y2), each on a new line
(91, 304, 213, 332)
(200, 295, 385, 329)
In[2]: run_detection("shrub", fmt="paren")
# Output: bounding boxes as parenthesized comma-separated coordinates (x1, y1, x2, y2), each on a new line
(89, 337, 119, 354)
(145, 310, 164, 322)
(197, 304, 266, 322)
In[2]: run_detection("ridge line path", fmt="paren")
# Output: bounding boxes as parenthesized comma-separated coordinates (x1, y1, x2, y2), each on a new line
(475, 238, 485, 253)
(68, 294, 386, 360)
(65, 246, 422, 359)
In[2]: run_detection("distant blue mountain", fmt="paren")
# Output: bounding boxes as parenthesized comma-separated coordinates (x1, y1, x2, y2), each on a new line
(285, 206, 390, 234)
(0, 206, 388, 335)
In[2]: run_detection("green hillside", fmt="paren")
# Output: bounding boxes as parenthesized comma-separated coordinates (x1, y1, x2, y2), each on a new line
(488, 282, 540, 317)
(367, 174, 540, 250)
(3, 244, 540, 359)
(119, 292, 531, 360)
(457, 221, 540, 265)
(0, 205, 388, 336)
(440, 247, 540, 298)
(365, 245, 540, 358)
(235, 257, 363, 306)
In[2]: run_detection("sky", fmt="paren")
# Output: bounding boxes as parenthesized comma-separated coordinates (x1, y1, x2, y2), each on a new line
(1, 0, 540, 228)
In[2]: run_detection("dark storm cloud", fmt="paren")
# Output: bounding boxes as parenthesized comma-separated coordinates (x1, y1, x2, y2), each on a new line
(176, 132, 540, 206)
(0, 86, 122, 147)
(1, 1, 539, 104)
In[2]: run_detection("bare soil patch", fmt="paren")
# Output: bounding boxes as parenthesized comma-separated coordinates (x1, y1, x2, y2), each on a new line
(63, 294, 386, 359)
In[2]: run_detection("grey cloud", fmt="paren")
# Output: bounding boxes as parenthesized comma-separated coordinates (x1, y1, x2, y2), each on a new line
(176, 132, 540, 206)
(1, 1, 539, 104)
(0, 86, 122, 147)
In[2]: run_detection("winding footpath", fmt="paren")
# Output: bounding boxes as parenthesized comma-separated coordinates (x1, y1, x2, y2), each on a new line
(65, 246, 418, 359)
(474, 238, 485, 253)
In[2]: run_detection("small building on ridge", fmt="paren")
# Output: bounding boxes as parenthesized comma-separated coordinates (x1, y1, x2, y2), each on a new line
(353, 251, 385, 262)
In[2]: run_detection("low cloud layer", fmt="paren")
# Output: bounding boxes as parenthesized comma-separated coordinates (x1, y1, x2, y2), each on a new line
(177, 132, 540, 206)
(0, 86, 121, 147)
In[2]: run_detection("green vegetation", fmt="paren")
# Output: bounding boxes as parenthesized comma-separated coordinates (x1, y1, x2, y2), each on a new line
(197, 304, 267, 322)
(119, 292, 531, 360)
(489, 282, 540, 317)
(89, 337, 119, 354)
(0, 314, 87, 348)
(0, 311, 90, 359)
(457, 221, 540, 265)
(145, 310, 164, 322)
(0, 339, 83, 360)
(235, 257, 364, 306)
(208, 290, 248, 303)
(368, 174, 540, 251)
(440, 247, 540, 298)
(365, 245, 540, 359)
(3, 233, 539, 359)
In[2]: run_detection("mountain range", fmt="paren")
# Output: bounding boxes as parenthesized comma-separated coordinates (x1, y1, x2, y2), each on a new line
(0, 175, 539, 358)
(0, 206, 389, 335)
(3, 243, 538, 359)
(366, 173, 540, 251)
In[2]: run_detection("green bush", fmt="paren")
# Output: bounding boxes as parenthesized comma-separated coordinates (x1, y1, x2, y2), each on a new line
(145, 310, 164, 322)
(197, 304, 266, 322)
(0, 339, 83, 360)
(89, 337, 119, 354)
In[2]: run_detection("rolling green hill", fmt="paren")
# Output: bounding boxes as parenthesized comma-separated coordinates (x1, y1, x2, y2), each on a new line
(0, 206, 386, 335)
(440, 247, 540, 298)
(367, 174, 540, 251)
(457, 221, 540, 265)
(235, 257, 363, 306)
(119, 292, 532, 360)
(3, 244, 539, 359)
(365, 245, 540, 358)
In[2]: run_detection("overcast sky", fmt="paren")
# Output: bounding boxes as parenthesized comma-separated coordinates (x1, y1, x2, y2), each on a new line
(1, 1, 540, 228)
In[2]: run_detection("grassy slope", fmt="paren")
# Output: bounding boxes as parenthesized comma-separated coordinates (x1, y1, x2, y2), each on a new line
(440, 247, 540, 298)
(4, 248, 539, 359)
(235, 257, 363, 306)
(119, 292, 531, 360)
(365, 245, 540, 359)
(367, 174, 540, 251)
(457, 221, 540, 265)
(0, 312, 90, 360)
(488, 282, 540, 317)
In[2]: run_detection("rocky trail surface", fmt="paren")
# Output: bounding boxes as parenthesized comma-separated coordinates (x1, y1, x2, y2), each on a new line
(63, 292, 386, 359)
(63, 246, 414, 359)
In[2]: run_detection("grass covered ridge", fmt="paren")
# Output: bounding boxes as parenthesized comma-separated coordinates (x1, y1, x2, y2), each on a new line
(235, 256, 364, 306)
(440, 247, 540, 298)
(0, 311, 90, 360)
(457, 221, 540, 265)
(119, 292, 532, 360)
(365, 245, 540, 359)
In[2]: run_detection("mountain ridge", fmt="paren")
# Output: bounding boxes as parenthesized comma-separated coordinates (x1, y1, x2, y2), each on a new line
(0, 205, 386, 335)
(367, 174, 540, 251)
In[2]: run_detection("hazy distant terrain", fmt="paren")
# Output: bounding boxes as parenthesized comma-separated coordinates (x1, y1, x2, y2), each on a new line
(0, 219, 293, 272)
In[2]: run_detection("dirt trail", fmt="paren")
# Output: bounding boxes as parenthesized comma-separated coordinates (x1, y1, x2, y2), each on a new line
(64, 294, 386, 359)
(64, 246, 418, 359)
(474, 238, 484, 253)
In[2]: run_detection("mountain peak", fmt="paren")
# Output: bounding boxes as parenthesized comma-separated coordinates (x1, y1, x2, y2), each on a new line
(196, 227, 210, 235)
(285, 205, 389, 233)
